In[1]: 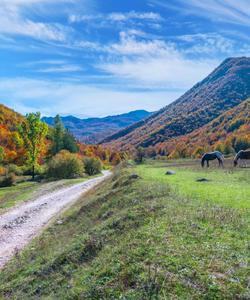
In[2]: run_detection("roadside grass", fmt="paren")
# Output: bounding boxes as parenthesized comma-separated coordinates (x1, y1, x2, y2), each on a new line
(0, 176, 91, 214)
(0, 162, 249, 299)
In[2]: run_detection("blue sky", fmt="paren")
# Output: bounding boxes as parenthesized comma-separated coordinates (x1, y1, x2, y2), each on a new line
(0, 0, 249, 117)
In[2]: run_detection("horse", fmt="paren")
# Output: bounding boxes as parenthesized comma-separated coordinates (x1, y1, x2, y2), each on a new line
(201, 151, 224, 168)
(234, 150, 250, 167)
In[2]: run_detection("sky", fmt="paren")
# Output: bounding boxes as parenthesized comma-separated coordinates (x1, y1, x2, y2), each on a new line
(0, 0, 250, 117)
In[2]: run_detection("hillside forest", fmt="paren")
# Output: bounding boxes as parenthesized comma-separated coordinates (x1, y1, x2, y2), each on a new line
(0, 104, 123, 186)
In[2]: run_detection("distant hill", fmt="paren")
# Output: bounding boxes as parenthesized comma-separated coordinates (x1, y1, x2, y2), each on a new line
(42, 110, 152, 144)
(157, 98, 250, 157)
(103, 57, 250, 150)
(0, 104, 25, 163)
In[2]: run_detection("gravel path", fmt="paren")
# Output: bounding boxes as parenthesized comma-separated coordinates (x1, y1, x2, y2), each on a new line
(0, 171, 111, 269)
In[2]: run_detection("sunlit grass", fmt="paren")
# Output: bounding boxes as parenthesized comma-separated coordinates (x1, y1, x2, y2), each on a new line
(136, 160, 250, 209)
(0, 161, 249, 299)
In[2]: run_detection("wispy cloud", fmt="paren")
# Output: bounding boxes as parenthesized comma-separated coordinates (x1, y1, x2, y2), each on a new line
(69, 10, 163, 27)
(0, 0, 75, 42)
(152, 0, 250, 26)
(108, 31, 174, 56)
(97, 30, 219, 88)
(0, 77, 182, 117)
(69, 11, 162, 22)
(177, 33, 234, 55)
(37, 65, 83, 73)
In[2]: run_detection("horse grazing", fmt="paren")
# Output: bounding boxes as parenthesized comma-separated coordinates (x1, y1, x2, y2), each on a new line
(234, 150, 250, 167)
(201, 151, 224, 168)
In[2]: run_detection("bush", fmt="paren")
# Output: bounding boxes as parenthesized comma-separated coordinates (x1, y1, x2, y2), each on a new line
(47, 150, 83, 179)
(134, 147, 146, 164)
(7, 164, 23, 176)
(83, 157, 102, 176)
(0, 166, 7, 176)
(0, 173, 16, 187)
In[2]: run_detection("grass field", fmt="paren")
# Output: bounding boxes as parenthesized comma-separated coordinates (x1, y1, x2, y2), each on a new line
(0, 177, 90, 214)
(0, 160, 249, 299)
(136, 160, 250, 209)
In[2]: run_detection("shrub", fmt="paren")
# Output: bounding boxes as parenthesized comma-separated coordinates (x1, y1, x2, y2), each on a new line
(7, 164, 23, 176)
(0, 173, 16, 187)
(0, 146, 5, 163)
(134, 147, 146, 164)
(47, 150, 83, 179)
(83, 157, 102, 176)
(0, 166, 7, 176)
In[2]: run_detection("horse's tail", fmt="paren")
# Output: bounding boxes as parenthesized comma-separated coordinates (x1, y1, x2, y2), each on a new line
(234, 151, 242, 166)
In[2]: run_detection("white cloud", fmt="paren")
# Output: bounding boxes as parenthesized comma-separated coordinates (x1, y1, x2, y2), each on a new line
(108, 11, 162, 22)
(152, 0, 250, 26)
(100, 56, 217, 89)
(37, 64, 83, 73)
(69, 11, 163, 25)
(98, 31, 219, 89)
(177, 33, 234, 54)
(0, 0, 75, 41)
(108, 31, 175, 56)
(0, 78, 182, 117)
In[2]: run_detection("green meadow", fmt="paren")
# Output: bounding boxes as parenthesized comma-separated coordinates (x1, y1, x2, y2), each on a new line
(0, 160, 249, 299)
(136, 160, 250, 209)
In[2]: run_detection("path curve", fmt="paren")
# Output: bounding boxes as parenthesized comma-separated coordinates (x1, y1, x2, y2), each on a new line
(0, 171, 111, 269)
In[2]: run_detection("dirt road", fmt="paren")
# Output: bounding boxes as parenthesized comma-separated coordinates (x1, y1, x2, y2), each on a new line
(0, 171, 111, 269)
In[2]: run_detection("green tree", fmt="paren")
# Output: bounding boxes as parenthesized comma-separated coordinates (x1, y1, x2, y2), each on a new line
(63, 129, 79, 153)
(134, 147, 146, 164)
(51, 115, 64, 155)
(50, 116, 78, 155)
(20, 113, 48, 180)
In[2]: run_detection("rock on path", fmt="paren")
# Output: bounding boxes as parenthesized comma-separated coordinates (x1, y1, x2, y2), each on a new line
(0, 171, 111, 269)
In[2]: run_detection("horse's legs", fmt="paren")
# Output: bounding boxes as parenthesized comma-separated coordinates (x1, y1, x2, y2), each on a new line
(219, 159, 224, 167)
(207, 160, 209, 168)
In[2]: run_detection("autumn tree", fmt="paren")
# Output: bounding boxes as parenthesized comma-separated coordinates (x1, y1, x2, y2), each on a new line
(20, 113, 48, 180)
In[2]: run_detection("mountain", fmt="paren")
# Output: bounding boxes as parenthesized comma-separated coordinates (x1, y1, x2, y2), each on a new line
(156, 98, 250, 157)
(42, 110, 152, 144)
(103, 57, 250, 150)
(0, 104, 25, 163)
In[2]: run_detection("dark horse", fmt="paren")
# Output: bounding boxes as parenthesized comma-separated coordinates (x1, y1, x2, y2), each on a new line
(201, 151, 224, 168)
(234, 150, 250, 167)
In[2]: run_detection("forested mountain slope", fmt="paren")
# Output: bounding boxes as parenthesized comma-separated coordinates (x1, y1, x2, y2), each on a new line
(103, 57, 250, 150)
(156, 98, 250, 157)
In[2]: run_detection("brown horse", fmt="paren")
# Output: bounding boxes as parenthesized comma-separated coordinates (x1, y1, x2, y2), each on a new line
(234, 150, 250, 167)
(201, 151, 224, 168)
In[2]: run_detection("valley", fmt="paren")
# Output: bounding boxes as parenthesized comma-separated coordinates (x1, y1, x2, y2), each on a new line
(0, 160, 249, 299)
(1, 0, 250, 298)
(42, 110, 152, 144)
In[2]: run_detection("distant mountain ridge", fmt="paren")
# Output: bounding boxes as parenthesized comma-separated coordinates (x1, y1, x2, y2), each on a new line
(103, 57, 250, 150)
(42, 110, 152, 144)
